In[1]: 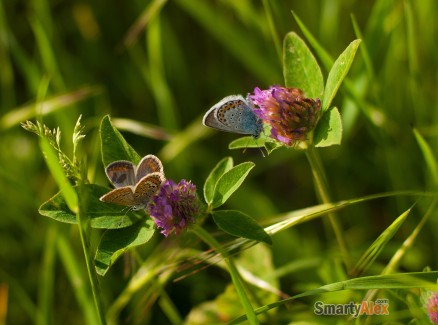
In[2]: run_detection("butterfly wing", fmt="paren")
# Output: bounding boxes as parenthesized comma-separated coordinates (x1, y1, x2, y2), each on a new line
(105, 160, 136, 187)
(135, 154, 164, 181)
(203, 95, 244, 133)
(99, 186, 135, 207)
(220, 98, 262, 138)
(132, 172, 165, 210)
(203, 107, 231, 132)
(203, 95, 262, 138)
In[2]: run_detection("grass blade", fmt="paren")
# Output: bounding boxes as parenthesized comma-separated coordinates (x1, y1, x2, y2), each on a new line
(175, 0, 280, 83)
(413, 128, 438, 186)
(1, 86, 102, 130)
(230, 271, 438, 324)
(350, 205, 413, 277)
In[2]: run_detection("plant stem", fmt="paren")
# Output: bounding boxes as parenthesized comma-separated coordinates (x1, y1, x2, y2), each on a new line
(190, 224, 260, 325)
(77, 182, 107, 325)
(305, 146, 351, 269)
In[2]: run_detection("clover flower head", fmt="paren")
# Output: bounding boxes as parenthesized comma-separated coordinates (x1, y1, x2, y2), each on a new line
(427, 291, 438, 324)
(148, 179, 199, 236)
(249, 85, 321, 146)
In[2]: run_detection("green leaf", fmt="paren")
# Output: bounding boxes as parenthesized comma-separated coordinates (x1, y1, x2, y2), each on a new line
(264, 141, 283, 154)
(350, 205, 413, 277)
(95, 218, 155, 276)
(39, 184, 144, 229)
(228, 136, 281, 155)
(203, 157, 233, 204)
(322, 39, 361, 111)
(100, 115, 141, 166)
(212, 210, 271, 245)
(283, 32, 324, 98)
(228, 136, 265, 149)
(313, 107, 342, 147)
(212, 162, 255, 209)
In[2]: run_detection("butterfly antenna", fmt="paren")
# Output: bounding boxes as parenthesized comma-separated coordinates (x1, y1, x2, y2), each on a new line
(258, 145, 266, 157)
(121, 206, 132, 215)
(250, 137, 266, 157)
(240, 136, 252, 155)
(117, 207, 132, 227)
(257, 125, 270, 157)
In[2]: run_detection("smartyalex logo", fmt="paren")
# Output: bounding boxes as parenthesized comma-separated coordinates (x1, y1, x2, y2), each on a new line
(314, 299, 389, 318)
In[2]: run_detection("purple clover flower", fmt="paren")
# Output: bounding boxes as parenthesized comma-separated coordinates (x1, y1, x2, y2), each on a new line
(148, 179, 199, 236)
(427, 292, 438, 324)
(249, 85, 321, 146)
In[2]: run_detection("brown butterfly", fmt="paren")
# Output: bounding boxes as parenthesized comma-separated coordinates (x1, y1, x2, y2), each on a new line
(100, 155, 165, 210)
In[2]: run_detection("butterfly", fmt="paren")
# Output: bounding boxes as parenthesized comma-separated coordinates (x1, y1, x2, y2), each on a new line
(99, 154, 165, 211)
(203, 95, 263, 139)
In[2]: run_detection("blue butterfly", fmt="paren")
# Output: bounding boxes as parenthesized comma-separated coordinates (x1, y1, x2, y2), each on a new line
(203, 95, 263, 139)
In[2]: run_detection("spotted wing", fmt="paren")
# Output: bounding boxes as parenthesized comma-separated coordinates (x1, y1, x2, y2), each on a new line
(132, 172, 165, 210)
(99, 186, 135, 207)
(203, 95, 262, 138)
(136, 154, 164, 181)
(105, 160, 136, 187)
(203, 95, 245, 133)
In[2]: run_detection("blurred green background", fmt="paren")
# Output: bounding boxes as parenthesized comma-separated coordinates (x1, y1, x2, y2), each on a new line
(1, 0, 437, 324)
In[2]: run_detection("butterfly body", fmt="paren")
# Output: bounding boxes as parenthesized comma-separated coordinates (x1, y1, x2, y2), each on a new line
(203, 95, 263, 138)
(100, 155, 165, 210)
